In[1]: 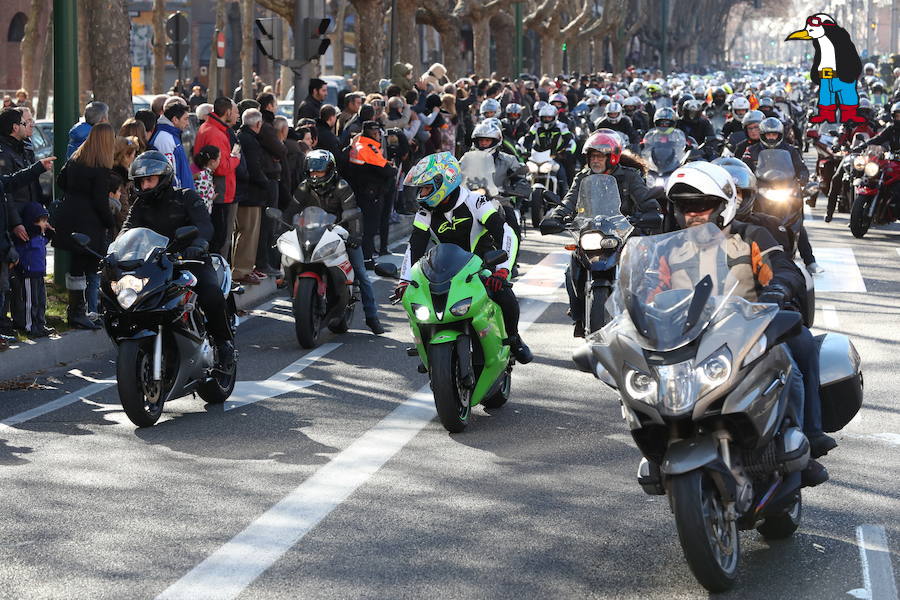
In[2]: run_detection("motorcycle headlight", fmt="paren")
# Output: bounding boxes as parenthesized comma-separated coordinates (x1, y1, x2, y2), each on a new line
(762, 188, 792, 202)
(116, 288, 139, 309)
(110, 274, 147, 295)
(600, 237, 619, 249)
(579, 232, 604, 250)
(864, 162, 880, 177)
(625, 367, 657, 402)
(449, 298, 472, 316)
(539, 162, 554, 174)
(527, 162, 539, 174)
(276, 236, 302, 263)
(412, 304, 430, 321)
(697, 348, 732, 394)
(311, 239, 341, 262)
(853, 156, 867, 171)
(654, 360, 699, 416)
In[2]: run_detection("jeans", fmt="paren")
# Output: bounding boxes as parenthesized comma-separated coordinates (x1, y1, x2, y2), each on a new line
(347, 244, 378, 320)
(786, 352, 805, 431)
(86, 271, 100, 314)
(818, 77, 858, 107)
(565, 265, 583, 322)
(786, 326, 823, 435)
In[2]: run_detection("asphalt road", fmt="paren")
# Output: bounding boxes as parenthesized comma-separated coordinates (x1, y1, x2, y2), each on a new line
(1, 165, 899, 599)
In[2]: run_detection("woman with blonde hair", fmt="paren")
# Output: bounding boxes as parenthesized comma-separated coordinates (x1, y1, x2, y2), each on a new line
(52, 123, 116, 328)
(119, 118, 148, 152)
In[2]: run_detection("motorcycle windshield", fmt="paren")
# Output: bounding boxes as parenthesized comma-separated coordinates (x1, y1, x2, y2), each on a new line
(610, 224, 756, 351)
(641, 130, 686, 174)
(108, 227, 169, 262)
(460, 150, 500, 197)
(710, 113, 726, 133)
(421, 243, 474, 285)
(756, 149, 795, 183)
(296, 206, 335, 248)
(575, 174, 632, 236)
(529, 148, 553, 164)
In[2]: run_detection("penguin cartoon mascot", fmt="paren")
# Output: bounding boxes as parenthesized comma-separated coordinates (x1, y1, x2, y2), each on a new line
(785, 13, 863, 124)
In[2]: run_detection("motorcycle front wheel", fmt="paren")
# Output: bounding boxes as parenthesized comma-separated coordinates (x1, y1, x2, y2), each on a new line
(293, 278, 323, 348)
(671, 470, 740, 593)
(117, 338, 165, 427)
(429, 344, 471, 433)
(585, 283, 609, 335)
(850, 196, 872, 238)
(530, 189, 544, 229)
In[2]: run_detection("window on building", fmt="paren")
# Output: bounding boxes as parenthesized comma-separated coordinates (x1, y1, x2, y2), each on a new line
(8, 12, 27, 42)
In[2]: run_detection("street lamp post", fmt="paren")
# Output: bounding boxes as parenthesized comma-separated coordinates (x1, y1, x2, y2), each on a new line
(53, 0, 79, 287)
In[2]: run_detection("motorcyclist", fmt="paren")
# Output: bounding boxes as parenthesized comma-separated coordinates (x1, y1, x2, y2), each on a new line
(871, 80, 890, 110)
(394, 152, 533, 364)
(822, 101, 879, 221)
(661, 161, 830, 486)
(521, 104, 577, 192)
(544, 131, 661, 337)
(500, 103, 529, 157)
(549, 93, 574, 130)
(853, 101, 900, 154)
(644, 83, 664, 119)
(478, 98, 501, 124)
(123, 150, 234, 368)
(283, 149, 384, 334)
(595, 101, 637, 144)
(622, 96, 650, 135)
(721, 96, 750, 141)
(470, 120, 528, 241)
(731, 109, 765, 159)
(676, 100, 715, 156)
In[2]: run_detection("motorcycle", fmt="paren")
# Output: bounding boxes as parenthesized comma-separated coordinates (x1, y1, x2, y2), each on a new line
(641, 128, 687, 189)
(805, 125, 840, 204)
(573, 224, 863, 592)
(850, 149, 900, 238)
(525, 148, 561, 229)
(399, 244, 513, 433)
(460, 149, 532, 240)
(72, 226, 239, 427)
(268, 205, 360, 348)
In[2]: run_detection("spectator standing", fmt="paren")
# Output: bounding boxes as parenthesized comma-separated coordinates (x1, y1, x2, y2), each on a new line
(255, 93, 287, 277)
(53, 123, 116, 329)
(339, 104, 376, 147)
(133, 109, 158, 147)
(390, 63, 415, 95)
(150, 103, 194, 190)
(110, 136, 138, 236)
(297, 78, 327, 123)
(119, 119, 149, 153)
(194, 97, 241, 257)
(15, 89, 34, 113)
(12, 201, 53, 336)
(232, 109, 268, 285)
(66, 101, 109, 159)
(346, 121, 394, 268)
(196, 103, 214, 123)
(337, 92, 364, 136)
(275, 116, 303, 210)
(150, 94, 168, 117)
(188, 86, 207, 111)
(315, 104, 341, 157)
(192, 145, 221, 213)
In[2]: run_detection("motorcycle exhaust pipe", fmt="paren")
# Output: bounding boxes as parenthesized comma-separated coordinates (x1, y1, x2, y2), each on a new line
(153, 326, 163, 381)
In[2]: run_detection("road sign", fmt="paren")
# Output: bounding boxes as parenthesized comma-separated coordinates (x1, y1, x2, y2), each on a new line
(166, 41, 188, 67)
(166, 12, 190, 44)
(216, 31, 225, 59)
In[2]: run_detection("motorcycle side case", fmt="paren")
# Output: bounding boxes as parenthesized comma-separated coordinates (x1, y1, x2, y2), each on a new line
(816, 333, 863, 432)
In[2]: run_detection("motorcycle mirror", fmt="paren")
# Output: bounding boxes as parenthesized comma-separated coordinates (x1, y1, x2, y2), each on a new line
(572, 343, 595, 374)
(174, 226, 199, 243)
(266, 207, 283, 221)
(373, 262, 399, 279)
(482, 250, 509, 270)
(71, 233, 90, 248)
(763, 310, 802, 347)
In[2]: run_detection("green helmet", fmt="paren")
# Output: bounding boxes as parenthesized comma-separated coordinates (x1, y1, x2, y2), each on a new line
(404, 151, 463, 209)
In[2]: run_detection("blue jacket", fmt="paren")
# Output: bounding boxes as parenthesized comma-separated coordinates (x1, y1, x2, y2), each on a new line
(150, 119, 195, 190)
(13, 201, 49, 276)
(66, 121, 92, 159)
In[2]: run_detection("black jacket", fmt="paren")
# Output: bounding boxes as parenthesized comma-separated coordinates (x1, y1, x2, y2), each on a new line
(122, 184, 213, 247)
(676, 117, 715, 145)
(863, 122, 900, 152)
(53, 160, 114, 255)
(280, 137, 305, 210)
(296, 95, 323, 123)
(741, 140, 809, 185)
(0, 135, 44, 228)
(595, 116, 637, 143)
(258, 109, 287, 180)
(1, 161, 46, 263)
(558, 165, 660, 217)
(315, 120, 342, 157)
(287, 178, 361, 237)
(235, 126, 271, 207)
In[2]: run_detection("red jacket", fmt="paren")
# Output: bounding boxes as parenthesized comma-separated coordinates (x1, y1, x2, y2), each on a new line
(194, 115, 240, 204)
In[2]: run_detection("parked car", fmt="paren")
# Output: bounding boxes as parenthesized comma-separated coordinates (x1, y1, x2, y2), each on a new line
(32, 119, 54, 199)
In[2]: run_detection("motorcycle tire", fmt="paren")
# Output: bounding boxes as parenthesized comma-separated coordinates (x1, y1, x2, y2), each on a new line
(756, 494, 802, 540)
(197, 344, 237, 405)
(839, 187, 853, 213)
(530, 189, 544, 229)
(850, 196, 872, 238)
(328, 286, 357, 334)
(481, 368, 511, 409)
(117, 338, 165, 427)
(429, 343, 471, 433)
(585, 283, 609, 335)
(671, 470, 740, 593)
(293, 278, 322, 348)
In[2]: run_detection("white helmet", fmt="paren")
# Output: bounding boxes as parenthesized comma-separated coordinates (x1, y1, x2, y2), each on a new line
(864, 62, 876, 73)
(731, 96, 750, 111)
(533, 100, 548, 114)
(549, 92, 568, 106)
(665, 162, 738, 229)
(480, 98, 501, 118)
(605, 101, 623, 124)
(472, 120, 503, 151)
(623, 96, 642, 110)
(538, 104, 558, 128)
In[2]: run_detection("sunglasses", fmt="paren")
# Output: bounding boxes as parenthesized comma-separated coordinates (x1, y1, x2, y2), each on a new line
(805, 16, 834, 27)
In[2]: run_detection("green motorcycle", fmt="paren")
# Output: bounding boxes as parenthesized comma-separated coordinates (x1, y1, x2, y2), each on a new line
(401, 243, 513, 433)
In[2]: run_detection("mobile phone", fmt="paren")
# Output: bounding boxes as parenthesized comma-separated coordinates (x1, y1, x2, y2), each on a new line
(231, 143, 241, 156)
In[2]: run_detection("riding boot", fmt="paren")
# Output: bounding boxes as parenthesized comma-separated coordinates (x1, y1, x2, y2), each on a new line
(67, 290, 101, 330)
(839, 105, 865, 124)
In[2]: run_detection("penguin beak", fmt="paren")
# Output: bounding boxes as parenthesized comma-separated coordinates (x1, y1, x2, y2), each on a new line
(785, 29, 812, 41)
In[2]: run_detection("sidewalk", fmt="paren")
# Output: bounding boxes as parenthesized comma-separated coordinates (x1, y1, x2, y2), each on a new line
(0, 215, 413, 382)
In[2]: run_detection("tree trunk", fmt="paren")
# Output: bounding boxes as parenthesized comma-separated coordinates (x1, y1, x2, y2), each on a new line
(152, 0, 166, 94)
(241, 0, 255, 101)
(416, 7, 463, 79)
(396, 0, 419, 74)
(20, 0, 49, 97)
(331, 0, 348, 77)
(280, 16, 292, 97)
(36, 18, 52, 119)
(78, 2, 93, 104)
(471, 14, 491, 76)
(84, 0, 133, 128)
(491, 11, 514, 79)
(349, 0, 387, 92)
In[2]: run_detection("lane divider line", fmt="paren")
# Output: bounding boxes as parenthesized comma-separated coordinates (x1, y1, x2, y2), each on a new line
(822, 305, 840, 329)
(155, 250, 569, 600)
(850, 525, 899, 600)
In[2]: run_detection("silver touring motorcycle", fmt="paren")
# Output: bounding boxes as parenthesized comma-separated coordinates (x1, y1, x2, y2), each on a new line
(573, 224, 862, 592)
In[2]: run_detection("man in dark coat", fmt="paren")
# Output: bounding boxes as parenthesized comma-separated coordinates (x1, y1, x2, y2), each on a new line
(296, 78, 327, 123)
(255, 93, 287, 275)
(315, 104, 342, 157)
(232, 109, 270, 285)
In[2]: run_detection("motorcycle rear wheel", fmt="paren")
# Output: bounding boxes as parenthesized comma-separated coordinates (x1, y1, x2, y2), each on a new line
(429, 344, 471, 433)
(671, 470, 740, 593)
(293, 278, 323, 348)
(481, 368, 511, 409)
(328, 285, 357, 334)
(756, 494, 802, 540)
(117, 339, 165, 427)
(197, 343, 237, 405)
(850, 196, 872, 238)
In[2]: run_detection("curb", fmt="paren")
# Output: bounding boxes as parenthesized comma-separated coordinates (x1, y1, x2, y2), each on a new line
(0, 216, 414, 382)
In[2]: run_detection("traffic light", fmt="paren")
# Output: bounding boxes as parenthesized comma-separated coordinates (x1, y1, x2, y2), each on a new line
(255, 17, 283, 60)
(301, 17, 331, 61)
(561, 42, 567, 52)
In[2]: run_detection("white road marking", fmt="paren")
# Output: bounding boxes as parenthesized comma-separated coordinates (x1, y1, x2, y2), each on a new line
(805, 247, 866, 292)
(822, 305, 840, 329)
(846, 432, 900, 447)
(0, 380, 114, 429)
(156, 250, 569, 600)
(224, 343, 340, 411)
(804, 203, 815, 221)
(605, 433, 634, 446)
(850, 525, 899, 600)
(896, 249, 900, 259)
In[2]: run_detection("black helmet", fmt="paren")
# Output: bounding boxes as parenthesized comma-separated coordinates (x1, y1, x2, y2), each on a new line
(712, 157, 757, 219)
(129, 150, 174, 202)
(759, 117, 784, 149)
(304, 149, 338, 191)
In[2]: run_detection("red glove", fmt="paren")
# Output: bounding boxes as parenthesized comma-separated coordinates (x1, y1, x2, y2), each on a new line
(485, 268, 509, 292)
(390, 281, 409, 303)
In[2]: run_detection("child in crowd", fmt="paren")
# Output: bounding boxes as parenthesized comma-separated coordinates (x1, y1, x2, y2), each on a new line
(192, 145, 221, 213)
(107, 172, 128, 239)
(12, 201, 54, 337)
